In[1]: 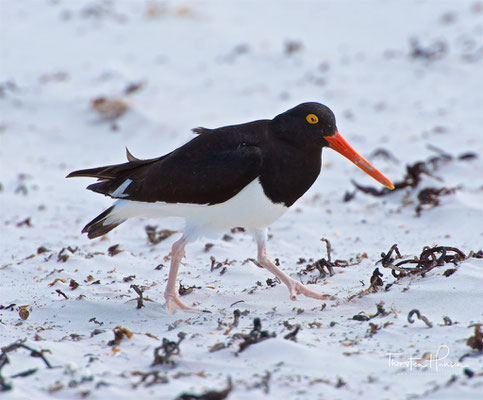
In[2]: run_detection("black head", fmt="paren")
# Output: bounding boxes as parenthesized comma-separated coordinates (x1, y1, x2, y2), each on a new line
(271, 102, 338, 148)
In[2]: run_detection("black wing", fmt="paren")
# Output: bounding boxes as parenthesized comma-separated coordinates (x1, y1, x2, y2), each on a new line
(67, 126, 264, 205)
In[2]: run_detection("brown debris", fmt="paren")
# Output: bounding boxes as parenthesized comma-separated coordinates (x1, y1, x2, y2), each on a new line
(129, 284, 154, 309)
(299, 238, 366, 282)
(107, 326, 133, 346)
(283, 325, 301, 342)
(91, 96, 128, 120)
(379, 244, 467, 278)
(410, 37, 448, 60)
(415, 186, 458, 216)
(107, 244, 123, 257)
(466, 324, 483, 351)
(346, 148, 477, 208)
(55, 289, 68, 299)
(132, 370, 168, 387)
(145, 225, 177, 244)
(238, 318, 276, 353)
(204, 243, 214, 252)
(18, 306, 30, 321)
(69, 279, 79, 290)
(176, 377, 233, 400)
(16, 217, 32, 227)
(152, 332, 186, 367)
(1, 340, 55, 391)
(408, 309, 433, 328)
(124, 81, 145, 95)
(178, 281, 201, 296)
(37, 246, 49, 254)
(369, 268, 384, 291)
(48, 278, 67, 287)
(352, 301, 390, 322)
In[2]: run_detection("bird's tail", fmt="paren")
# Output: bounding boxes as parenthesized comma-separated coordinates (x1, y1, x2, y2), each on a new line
(82, 205, 126, 239)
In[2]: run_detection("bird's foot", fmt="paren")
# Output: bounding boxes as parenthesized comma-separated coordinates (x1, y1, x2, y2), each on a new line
(164, 293, 201, 313)
(285, 278, 332, 301)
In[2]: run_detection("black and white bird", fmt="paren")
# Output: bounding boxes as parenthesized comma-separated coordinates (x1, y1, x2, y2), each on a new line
(67, 102, 394, 312)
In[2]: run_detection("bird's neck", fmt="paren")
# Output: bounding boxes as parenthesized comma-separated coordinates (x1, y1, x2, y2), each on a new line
(260, 143, 322, 207)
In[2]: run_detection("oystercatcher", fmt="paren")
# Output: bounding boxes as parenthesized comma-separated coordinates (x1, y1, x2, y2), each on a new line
(68, 102, 394, 312)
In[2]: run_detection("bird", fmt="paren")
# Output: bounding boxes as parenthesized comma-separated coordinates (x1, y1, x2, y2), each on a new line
(67, 102, 394, 313)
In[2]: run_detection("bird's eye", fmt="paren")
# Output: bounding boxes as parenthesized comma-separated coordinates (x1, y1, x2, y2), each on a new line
(306, 114, 318, 124)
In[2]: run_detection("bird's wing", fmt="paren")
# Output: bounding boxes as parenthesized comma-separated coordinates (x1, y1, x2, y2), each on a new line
(67, 130, 263, 205)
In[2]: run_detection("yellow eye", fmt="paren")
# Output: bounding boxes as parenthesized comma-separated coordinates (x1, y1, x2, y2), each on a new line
(306, 114, 318, 124)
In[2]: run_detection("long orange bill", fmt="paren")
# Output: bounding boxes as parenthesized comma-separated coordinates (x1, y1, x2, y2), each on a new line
(324, 131, 395, 190)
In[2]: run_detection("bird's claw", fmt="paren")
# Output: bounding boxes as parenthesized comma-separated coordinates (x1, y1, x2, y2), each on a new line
(164, 293, 202, 313)
(287, 279, 332, 301)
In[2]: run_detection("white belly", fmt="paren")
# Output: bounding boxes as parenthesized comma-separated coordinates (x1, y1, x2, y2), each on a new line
(108, 178, 288, 231)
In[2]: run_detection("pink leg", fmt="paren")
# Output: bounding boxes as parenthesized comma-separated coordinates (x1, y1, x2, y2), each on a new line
(255, 230, 331, 301)
(164, 237, 200, 313)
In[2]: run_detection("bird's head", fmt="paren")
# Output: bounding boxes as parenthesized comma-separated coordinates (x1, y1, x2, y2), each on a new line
(272, 102, 394, 190)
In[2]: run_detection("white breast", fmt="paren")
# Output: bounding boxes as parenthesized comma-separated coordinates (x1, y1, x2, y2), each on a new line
(107, 178, 288, 231)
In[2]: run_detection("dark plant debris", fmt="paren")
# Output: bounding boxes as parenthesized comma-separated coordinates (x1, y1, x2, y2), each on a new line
(1, 340, 56, 391)
(369, 268, 384, 291)
(107, 244, 123, 257)
(299, 238, 367, 282)
(238, 318, 276, 353)
(132, 370, 168, 387)
(284, 325, 301, 342)
(250, 371, 271, 394)
(345, 147, 477, 213)
(415, 186, 458, 216)
(410, 37, 448, 60)
(69, 279, 79, 290)
(378, 244, 467, 278)
(145, 225, 177, 245)
(408, 309, 433, 328)
(176, 377, 233, 400)
(17, 305, 30, 320)
(232, 309, 241, 328)
(466, 324, 483, 352)
(152, 332, 186, 367)
(107, 326, 133, 346)
(178, 281, 201, 296)
(130, 284, 154, 309)
(55, 289, 68, 299)
(352, 301, 390, 322)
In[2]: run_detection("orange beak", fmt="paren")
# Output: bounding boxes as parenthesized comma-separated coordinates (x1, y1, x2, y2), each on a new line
(324, 132, 395, 190)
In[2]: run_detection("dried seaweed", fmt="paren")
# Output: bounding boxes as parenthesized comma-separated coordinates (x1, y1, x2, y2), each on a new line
(410, 37, 448, 60)
(176, 378, 233, 400)
(232, 309, 241, 328)
(55, 289, 68, 299)
(152, 332, 186, 367)
(69, 279, 79, 290)
(283, 325, 301, 342)
(107, 244, 123, 256)
(299, 238, 366, 282)
(145, 225, 177, 245)
(129, 284, 154, 309)
(237, 318, 276, 353)
(415, 186, 458, 216)
(466, 324, 483, 351)
(132, 370, 168, 387)
(369, 268, 384, 291)
(178, 281, 201, 296)
(1, 340, 56, 391)
(345, 148, 477, 207)
(352, 301, 389, 321)
(107, 326, 133, 346)
(378, 244, 467, 278)
(408, 309, 433, 328)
